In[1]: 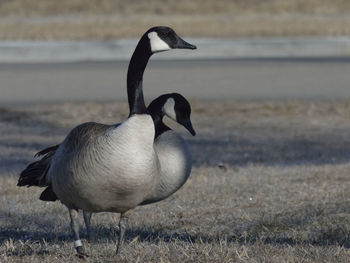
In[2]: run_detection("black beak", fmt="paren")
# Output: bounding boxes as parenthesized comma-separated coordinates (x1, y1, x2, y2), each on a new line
(174, 35, 197, 50)
(182, 120, 196, 136)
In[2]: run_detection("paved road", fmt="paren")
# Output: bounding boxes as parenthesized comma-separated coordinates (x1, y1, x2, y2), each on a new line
(1, 57, 350, 105)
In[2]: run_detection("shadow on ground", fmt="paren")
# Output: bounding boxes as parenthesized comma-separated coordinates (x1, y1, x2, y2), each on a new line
(189, 133, 350, 167)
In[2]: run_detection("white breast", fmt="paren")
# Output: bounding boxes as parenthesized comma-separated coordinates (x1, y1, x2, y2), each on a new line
(108, 115, 157, 178)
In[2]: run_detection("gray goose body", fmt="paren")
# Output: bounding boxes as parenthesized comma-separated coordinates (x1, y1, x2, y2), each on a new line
(50, 116, 158, 213)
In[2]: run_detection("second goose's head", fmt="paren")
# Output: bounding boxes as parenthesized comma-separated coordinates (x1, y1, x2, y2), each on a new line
(145, 26, 197, 54)
(148, 93, 196, 136)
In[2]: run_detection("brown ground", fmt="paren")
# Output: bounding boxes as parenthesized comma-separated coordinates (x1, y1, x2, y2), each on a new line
(1, 100, 350, 262)
(0, 0, 350, 40)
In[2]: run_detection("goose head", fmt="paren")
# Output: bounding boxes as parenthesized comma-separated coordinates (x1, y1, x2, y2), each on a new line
(163, 93, 196, 136)
(145, 26, 197, 54)
(148, 93, 196, 136)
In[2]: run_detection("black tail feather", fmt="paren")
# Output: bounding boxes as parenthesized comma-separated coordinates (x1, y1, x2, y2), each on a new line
(40, 185, 58, 201)
(35, 144, 59, 157)
(17, 160, 46, 187)
(17, 145, 58, 187)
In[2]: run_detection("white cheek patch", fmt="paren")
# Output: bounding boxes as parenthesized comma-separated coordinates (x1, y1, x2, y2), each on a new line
(148, 32, 171, 53)
(162, 98, 176, 122)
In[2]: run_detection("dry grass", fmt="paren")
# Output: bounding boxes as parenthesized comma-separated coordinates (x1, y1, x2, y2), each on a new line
(0, 0, 350, 39)
(2, 99, 350, 262)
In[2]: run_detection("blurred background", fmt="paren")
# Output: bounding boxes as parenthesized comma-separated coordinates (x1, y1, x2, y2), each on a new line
(0, 0, 350, 39)
(0, 0, 349, 103)
(1, 0, 350, 103)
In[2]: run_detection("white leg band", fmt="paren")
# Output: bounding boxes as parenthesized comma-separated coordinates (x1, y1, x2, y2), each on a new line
(74, 240, 83, 248)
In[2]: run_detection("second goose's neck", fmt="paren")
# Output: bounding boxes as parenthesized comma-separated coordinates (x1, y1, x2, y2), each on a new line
(127, 40, 152, 116)
(147, 95, 171, 138)
(151, 113, 171, 139)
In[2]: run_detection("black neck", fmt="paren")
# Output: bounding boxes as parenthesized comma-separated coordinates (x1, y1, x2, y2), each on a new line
(151, 112, 171, 139)
(127, 37, 152, 116)
(147, 94, 172, 139)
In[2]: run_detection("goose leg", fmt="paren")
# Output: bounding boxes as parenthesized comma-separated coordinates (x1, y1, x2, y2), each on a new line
(115, 212, 128, 255)
(69, 208, 88, 257)
(83, 211, 93, 241)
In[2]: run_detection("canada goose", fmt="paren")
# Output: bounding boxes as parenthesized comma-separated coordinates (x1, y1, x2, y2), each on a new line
(142, 93, 195, 204)
(17, 26, 196, 256)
